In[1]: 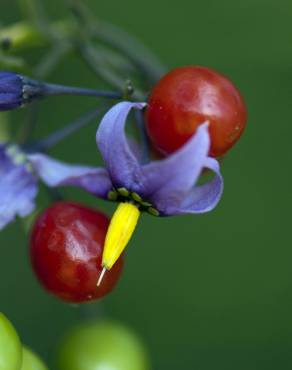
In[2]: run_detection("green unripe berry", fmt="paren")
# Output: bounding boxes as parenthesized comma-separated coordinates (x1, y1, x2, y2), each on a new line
(21, 347, 48, 370)
(0, 313, 22, 370)
(57, 320, 151, 370)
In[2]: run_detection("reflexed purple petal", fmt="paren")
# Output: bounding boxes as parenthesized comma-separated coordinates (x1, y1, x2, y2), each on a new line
(96, 101, 146, 190)
(0, 145, 37, 229)
(141, 123, 210, 212)
(161, 157, 223, 215)
(28, 153, 112, 198)
(128, 137, 143, 163)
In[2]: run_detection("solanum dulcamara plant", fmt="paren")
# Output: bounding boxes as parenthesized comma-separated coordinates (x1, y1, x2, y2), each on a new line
(0, 1, 247, 369)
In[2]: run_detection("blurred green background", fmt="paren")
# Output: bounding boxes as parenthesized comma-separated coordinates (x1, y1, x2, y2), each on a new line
(1, 0, 292, 369)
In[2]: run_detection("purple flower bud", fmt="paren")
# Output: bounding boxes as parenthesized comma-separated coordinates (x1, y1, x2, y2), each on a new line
(0, 72, 23, 111)
(0, 71, 45, 112)
(0, 71, 123, 112)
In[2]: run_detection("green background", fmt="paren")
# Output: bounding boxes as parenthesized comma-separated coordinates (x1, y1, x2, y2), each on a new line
(1, 0, 292, 369)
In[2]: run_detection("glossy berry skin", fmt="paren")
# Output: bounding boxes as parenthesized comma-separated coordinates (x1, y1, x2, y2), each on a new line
(30, 202, 123, 303)
(146, 66, 247, 157)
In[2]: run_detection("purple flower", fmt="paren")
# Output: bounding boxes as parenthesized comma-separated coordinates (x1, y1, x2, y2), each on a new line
(29, 101, 223, 276)
(92, 102, 223, 279)
(94, 102, 223, 216)
(0, 144, 111, 230)
(0, 101, 223, 277)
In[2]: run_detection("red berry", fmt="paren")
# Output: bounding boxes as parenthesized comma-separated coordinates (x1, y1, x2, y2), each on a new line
(30, 201, 123, 303)
(145, 66, 247, 158)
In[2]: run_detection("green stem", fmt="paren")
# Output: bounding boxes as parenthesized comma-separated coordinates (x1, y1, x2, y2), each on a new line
(42, 83, 122, 99)
(67, 0, 166, 84)
(34, 42, 71, 78)
(18, 0, 47, 26)
(18, 102, 39, 145)
(18, 0, 55, 41)
(92, 20, 166, 84)
(79, 43, 145, 101)
(18, 44, 70, 144)
(26, 107, 102, 152)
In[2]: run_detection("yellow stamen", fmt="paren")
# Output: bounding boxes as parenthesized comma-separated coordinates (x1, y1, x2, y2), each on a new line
(101, 202, 140, 273)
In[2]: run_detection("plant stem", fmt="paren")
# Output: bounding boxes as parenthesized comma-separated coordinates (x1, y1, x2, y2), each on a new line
(67, 0, 166, 84)
(18, 0, 55, 41)
(79, 43, 145, 101)
(26, 107, 102, 152)
(18, 0, 48, 27)
(35, 42, 71, 78)
(18, 43, 70, 144)
(42, 83, 122, 100)
(92, 20, 166, 84)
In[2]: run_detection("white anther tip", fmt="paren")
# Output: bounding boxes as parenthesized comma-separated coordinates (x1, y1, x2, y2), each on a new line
(97, 267, 107, 287)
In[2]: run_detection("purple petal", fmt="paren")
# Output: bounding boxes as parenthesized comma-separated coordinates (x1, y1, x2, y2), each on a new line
(28, 153, 112, 198)
(164, 157, 224, 215)
(141, 123, 211, 212)
(0, 145, 37, 229)
(96, 101, 146, 190)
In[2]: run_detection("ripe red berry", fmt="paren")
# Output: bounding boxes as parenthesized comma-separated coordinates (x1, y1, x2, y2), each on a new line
(145, 66, 247, 158)
(30, 201, 123, 303)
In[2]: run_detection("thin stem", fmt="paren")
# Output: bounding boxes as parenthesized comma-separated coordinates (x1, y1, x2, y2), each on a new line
(18, 101, 39, 145)
(79, 43, 146, 101)
(18, 43, 70, 144)
(26, 107, 102, 152)
(92, 20, 166, 84)
(18, 0, 55, 42)
(79, 301, 105, 320)
(42, 83, 122, 99)
(79, 43, 127, 91)
(35, 42, 71, 78)
(68, 0, 166, 83)
(18, 0, 48, 28)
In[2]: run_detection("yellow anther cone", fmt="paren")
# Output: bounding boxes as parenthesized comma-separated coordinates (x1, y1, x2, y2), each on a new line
(100, 202, 140, 279)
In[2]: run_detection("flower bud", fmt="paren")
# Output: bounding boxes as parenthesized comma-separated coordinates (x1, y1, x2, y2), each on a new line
(0, 71, 43, 111)
(0, 72, 23, 111)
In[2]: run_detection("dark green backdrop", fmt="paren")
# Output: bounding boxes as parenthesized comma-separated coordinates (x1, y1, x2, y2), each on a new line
(1, 0, 292, 369)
